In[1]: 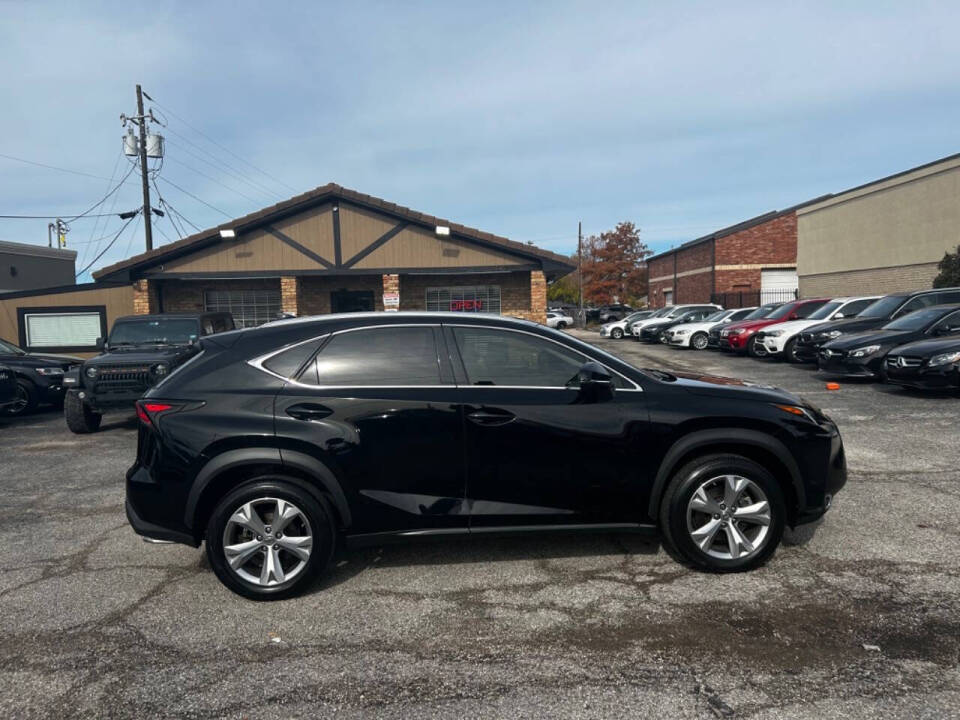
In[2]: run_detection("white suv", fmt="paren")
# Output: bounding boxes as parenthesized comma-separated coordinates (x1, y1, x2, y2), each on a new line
(664, 307, 757, 350)
(600, 310, 657, 339)
(759, 295, 879, 360)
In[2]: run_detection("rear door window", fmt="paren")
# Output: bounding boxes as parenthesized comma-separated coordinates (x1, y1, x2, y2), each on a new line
(934, 290, 960, 305)
(896, 294, 937, 317)
(300, 326, 443, 386)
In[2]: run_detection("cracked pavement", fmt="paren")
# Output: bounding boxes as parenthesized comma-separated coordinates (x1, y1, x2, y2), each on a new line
(0, 334, 958, 718)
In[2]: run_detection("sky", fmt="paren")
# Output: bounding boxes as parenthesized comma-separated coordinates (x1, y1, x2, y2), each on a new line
(2, 1, 959, 281)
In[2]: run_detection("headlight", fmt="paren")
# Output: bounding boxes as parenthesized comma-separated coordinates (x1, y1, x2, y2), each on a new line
(929, 350, 960, 367)
(766, 330, 784, 337)
(825, 330, 843, 339)
(151, 363, 169, 376)
(674, 328, 689, 335)
(85, 366, 98, 379)
(34, 367, 64, 376)
(849, 345, 881, 358)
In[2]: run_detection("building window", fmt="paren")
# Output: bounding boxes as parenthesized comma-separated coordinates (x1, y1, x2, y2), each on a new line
(425, 286, 501, 314)
(204, 289, 281, 328)
(17, 306, 107, 352)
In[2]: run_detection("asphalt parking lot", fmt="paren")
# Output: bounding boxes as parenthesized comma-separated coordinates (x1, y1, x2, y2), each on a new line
(1, 333, 958, 719)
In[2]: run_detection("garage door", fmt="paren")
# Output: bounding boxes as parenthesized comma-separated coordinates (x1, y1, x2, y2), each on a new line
(760, 269, 798, 303)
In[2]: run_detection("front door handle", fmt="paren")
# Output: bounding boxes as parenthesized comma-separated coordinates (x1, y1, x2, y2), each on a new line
(286, 403, 333, 421)
(467, 409, 516, 427)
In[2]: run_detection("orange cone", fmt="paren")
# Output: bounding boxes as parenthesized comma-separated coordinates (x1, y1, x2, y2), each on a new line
(826, 382, 840, 391)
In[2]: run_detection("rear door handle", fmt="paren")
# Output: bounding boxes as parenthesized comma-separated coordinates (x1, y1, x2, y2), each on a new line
(467, 409, 516, 427)
(286, 403, 333, 421)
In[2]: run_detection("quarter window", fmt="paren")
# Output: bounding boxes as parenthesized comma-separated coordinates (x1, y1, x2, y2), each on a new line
(300, 327, 442, 386)
(452, 327, 594, 388)
(426, 286, 501, 314)
(204, 290, 281, 328)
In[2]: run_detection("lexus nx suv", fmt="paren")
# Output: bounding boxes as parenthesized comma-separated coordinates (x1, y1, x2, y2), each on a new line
(126, 312, 846, 600)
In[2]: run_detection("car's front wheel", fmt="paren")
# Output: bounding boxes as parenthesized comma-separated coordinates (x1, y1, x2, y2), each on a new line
(3, 378, 38, 417)
(784, 337, 801, 363)
(206, 478, 336, 600)
(690, 332, 709, 350)
(64, 390, 102, 433)
(748, 336, 767, 358)
(611, 327, 624, 339)
(659, 454, 785, 572)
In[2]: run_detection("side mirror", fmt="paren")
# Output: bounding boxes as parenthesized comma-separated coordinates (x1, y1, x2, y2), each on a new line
(577, 361, 614, 403)
(788, 312, 799, 320)
(833, 313, 845, 320)
(95, 337, 105, 351)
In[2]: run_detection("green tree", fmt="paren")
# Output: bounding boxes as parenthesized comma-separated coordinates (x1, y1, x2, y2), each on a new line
(933, 244, 960, 288)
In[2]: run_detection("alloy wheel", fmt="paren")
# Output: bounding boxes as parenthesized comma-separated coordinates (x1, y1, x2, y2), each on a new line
(6, 385, 28, 415)
(692, 333, 708, 350)
(686, 475, 771, 561)
(222, 497, 313, 587)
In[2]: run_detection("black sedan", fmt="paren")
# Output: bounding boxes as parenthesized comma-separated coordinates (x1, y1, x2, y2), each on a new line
(0, 337, 82, 416)
(0, 364, 16, 412)
(884, 337, 960, 391)
(818, 305, 960, 378)
(125, 312, 846, 599)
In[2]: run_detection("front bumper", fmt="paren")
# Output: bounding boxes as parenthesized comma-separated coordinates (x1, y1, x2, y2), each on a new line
(726, 332, 751, 352)
(817, 350, 880, 377)
(665, 333, 690, 346)
(761, 335, 788, 355)
(885, 364, 960, 390)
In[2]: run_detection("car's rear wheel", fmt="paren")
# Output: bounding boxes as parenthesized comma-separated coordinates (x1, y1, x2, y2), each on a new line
(64, 390, 102, 433)
(611, 327, 624, 339)
(4, 378, 39, 417)
(659, 454, 785, 572)
(557, 321, 567, 329)
(206, 479, 335, 600)
(690, 332, 709, 350)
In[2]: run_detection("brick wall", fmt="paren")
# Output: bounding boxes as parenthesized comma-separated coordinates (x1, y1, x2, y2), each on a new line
(800, 262, 939, 298)
(647, 254, 675, 308)
(280, 277, 298, 315)
(132, 279, 159, 314)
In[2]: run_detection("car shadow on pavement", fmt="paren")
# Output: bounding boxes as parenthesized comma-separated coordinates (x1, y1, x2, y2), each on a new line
(311, 531, 661, 593)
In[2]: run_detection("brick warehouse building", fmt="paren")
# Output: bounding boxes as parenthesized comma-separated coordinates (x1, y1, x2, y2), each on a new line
(645, 197, 829, 309)
(0, 184, 573, 356)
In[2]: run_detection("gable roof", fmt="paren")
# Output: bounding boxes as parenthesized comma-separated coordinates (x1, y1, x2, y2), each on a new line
(93, 183, 574, 281)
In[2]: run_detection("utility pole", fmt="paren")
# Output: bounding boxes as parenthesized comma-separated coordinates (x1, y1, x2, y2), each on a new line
(577, 220, 584, 328)
(135, 85, 153, 252)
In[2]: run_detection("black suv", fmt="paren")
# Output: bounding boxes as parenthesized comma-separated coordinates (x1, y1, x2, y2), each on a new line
(126, 312, 846, 600)
(0, 337, 81, 416)
(64, 312, 234, 433)
(793, 286, 960, 362)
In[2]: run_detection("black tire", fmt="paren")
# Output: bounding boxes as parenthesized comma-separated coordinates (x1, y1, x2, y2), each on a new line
(64, 390, 102, 433)
(690, 332, 709, 351)
(659, 453, 785, 573)
(556, 321, 567, 330)
(3, 378, 39, 417)
(611, 327, 624, 339)
(784, 337, 801, 364)
(747, 335, 767, 358)
(205, 478, 336, 601)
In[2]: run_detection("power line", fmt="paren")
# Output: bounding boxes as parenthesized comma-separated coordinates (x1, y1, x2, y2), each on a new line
(146, 94, 299, 194)
(0, 152, 139, 187)
(164, 133, 284, 201)
(152, 177, 201, 236)
(80, 153, 125, 270)
(75, 211, 140, 278)
(121, 212, 144, 260)
(157, 177, 232, 218)
(165, 156, 263, 205)
(0, 212, 122, 219)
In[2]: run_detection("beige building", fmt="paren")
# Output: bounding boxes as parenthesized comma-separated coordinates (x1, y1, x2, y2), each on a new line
(798, 153, 960, 297)
(0, 184, 573, 356)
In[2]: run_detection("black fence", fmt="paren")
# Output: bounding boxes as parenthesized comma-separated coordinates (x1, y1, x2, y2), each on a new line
(710, 288, 799, 309)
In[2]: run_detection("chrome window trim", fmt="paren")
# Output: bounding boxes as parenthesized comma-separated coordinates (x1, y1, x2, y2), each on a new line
(248, 321, 643, 392)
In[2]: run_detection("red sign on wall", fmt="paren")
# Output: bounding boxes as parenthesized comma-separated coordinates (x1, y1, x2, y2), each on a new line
(450, 299, 482, 311)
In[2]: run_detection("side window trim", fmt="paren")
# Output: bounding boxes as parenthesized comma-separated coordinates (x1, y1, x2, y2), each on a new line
(443, 323, 641, 391)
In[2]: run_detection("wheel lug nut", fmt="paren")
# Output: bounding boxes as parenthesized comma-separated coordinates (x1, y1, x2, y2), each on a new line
(713, 514, 720, 520)
(265, 526, 272, 533)
(256, 535, 263, 541)
(276, 532, 282, 539)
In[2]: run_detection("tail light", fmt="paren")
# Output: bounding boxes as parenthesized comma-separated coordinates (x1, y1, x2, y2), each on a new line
(136, 401, 177, 428)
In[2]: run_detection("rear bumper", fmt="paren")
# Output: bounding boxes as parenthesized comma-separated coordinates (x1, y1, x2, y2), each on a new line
(126, 497, 196, 546)
(796, 431, 847, 525)
(126, 463, 199, 546)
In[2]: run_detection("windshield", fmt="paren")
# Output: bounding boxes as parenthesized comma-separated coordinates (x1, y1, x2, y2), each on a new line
(0, 338, 26, 355)
(766, 303, 798, 320)
(109, 319, 200, 346)
(743, 303, 780, 320)
(703, 310, 727, 322)
(807, 301, 843, 321)
(858, 295, 906, 319)
(882, 308, 943, 332)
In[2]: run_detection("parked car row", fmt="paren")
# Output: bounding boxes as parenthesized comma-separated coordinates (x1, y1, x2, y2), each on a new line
(613, 287, 960, 392)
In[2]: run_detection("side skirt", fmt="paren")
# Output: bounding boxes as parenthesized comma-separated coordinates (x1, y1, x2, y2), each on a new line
(345, 522, 658, 549)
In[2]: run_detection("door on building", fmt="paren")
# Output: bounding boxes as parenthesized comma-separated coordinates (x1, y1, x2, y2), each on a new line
(331, 290, 375, 313)
(663, 290, 673, 306)
(760, 269, 798, 304)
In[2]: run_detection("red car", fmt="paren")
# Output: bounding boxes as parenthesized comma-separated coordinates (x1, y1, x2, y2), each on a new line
(721, 298, 830, 356)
